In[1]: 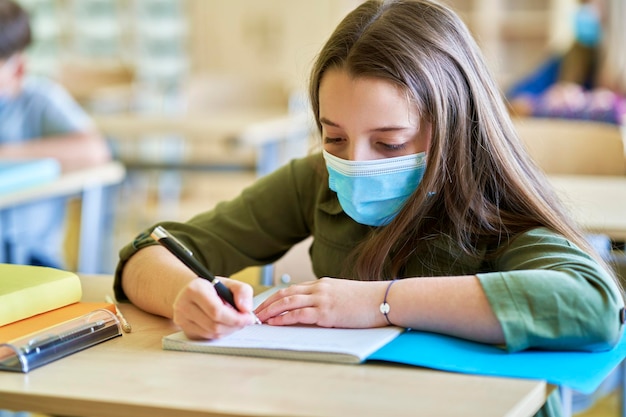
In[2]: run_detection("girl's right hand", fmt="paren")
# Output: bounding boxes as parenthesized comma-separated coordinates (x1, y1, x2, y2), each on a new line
(172, 277, 256, 340)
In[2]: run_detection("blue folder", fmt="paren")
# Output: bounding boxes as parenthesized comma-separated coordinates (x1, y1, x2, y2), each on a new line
(368, 329, 626, 394)
(0, 159, 61, 195)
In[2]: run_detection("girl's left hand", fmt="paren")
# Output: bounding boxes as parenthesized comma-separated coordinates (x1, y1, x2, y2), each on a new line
(254, 278, 390, 328)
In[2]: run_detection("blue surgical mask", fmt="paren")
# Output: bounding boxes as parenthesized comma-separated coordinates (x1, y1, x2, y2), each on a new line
(574, 3, 602, 47)
(323, 150, 427, 227)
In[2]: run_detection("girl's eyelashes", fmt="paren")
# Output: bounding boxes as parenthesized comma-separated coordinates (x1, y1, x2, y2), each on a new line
(379, 142, 408, 151)
(324, 136, 407, 149)
(324, 137, 344, 144)
(323, 130, 413, 155)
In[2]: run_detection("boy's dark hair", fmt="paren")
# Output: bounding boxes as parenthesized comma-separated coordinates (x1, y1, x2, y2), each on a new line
(0, 0, 31, 59)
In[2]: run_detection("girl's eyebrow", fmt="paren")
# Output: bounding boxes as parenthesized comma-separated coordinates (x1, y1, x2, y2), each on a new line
(319, 117, 340, 127)
(319, 117, 414, 133)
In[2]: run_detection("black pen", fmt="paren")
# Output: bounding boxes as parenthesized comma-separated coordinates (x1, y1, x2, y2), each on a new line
(150, 226, 261, 325)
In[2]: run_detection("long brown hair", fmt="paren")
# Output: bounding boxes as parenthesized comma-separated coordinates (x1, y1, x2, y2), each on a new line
(309, 0, 618, 283)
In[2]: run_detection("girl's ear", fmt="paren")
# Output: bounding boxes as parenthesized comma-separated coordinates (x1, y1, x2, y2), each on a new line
(13, 53, 26, 79)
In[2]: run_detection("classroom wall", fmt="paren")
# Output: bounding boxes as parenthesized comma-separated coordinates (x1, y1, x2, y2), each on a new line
(187, 0, 360, 94)
(19, 0, 580, 110)
(187, 0, 577, 92)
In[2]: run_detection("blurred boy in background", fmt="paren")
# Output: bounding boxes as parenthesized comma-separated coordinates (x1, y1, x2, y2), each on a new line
(0, 0, 111, 268)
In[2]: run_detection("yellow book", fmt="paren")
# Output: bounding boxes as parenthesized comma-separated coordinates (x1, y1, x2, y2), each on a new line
(0, 264, 82, 327)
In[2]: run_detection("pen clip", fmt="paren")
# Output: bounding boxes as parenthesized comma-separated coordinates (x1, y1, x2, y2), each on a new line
(151, 226, 193, 256)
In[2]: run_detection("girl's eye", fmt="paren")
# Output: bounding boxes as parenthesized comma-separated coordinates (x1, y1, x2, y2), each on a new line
(324, 137, 344, 144)
(380, 142, 407, 151)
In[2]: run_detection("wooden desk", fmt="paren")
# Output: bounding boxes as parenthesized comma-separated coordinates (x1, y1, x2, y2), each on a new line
(0, 275, 547, 417)
(93, 110, 306, 174)
(0, 161, 126, 273)
(549, 175, 626, 241)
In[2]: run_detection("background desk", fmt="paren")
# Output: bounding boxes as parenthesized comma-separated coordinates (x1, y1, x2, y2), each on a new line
(0, 275, 548, 417)
(549, 175, 626, 241)
(93, 110, 285, 138)
(93, 110, 312, 177)
(0, 161, 125, 274)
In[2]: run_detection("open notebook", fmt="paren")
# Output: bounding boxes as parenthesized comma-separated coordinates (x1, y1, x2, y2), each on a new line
(163, 284, 404, 364)
(161, 287, 626, 394)
(163, 325, 404, 364)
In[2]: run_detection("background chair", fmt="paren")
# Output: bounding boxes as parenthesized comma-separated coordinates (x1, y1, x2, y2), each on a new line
(512, 117, 626, 176)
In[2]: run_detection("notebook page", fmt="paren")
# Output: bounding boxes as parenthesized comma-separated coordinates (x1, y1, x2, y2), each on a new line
(163, 325, 404, 363)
